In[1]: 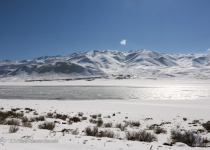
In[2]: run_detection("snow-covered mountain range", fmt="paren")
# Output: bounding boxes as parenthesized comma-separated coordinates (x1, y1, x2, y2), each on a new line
(1, 49, 210, 80)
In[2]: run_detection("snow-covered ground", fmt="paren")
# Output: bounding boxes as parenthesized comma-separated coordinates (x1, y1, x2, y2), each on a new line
(0, 79, 210, 150)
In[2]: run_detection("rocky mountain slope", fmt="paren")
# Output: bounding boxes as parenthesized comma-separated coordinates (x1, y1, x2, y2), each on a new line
(1, 49, 210, 79)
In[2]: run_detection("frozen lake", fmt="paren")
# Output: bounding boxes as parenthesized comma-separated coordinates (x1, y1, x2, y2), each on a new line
(0, 84, 209, 100)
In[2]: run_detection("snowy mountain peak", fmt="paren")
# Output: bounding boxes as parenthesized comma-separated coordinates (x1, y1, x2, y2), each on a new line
(0, 49, 210, 79)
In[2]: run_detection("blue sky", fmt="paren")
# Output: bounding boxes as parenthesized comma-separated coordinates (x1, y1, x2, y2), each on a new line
(1, 0, 210, 60)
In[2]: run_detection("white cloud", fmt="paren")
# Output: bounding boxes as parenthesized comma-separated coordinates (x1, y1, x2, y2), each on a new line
(120, 39, 126, 45)
(207, 48, 210, 52)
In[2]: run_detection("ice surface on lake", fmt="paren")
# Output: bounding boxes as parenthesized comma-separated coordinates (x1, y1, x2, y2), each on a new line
(0, 84, 209, 100)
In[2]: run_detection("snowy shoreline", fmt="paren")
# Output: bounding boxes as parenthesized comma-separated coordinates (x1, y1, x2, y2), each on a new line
(1, 78, 210, 86)
(0, 79, 210, 150)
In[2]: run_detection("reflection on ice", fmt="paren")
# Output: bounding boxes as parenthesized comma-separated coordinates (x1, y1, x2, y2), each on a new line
(0, 85, 209, 100)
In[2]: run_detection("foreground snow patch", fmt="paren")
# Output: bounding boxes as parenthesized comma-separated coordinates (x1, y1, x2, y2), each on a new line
(0, 99, 210, 150)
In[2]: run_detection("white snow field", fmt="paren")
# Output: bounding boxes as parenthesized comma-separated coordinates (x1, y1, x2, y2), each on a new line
(0, 79, 210, 150)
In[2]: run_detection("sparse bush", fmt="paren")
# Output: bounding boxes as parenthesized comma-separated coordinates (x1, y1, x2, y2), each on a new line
(0, 111, 24, 124)
(97, 119, 103, 127)
(61, 128, 70, 134)
(81, 116, 87, 120)
(139, 130, 157, 142)
(33, 112, 38, 115)
(202, 121, 210, 131)
(15, 112, 24, 118)
(89, 118, 97, 124)
(89, 118, 103, 126)
(85, 126, 98, 136)
(203, 139, 210, 147)
(78, 112, 83, 116)
(29, 117, 36, 122)
(69, 116, 81, 123)
(35, 115, 45, 121)
(125, 130, 157, 142)
(147, 124, 159, 130)
(91, 114, 97, 119)
(0, 111, 10, 124)
(192, 120, 200, 124)
(71, 128, 79, 135)
(38, 122, 55, 130)
(8, 111, 24, 118)
(196, 129, 205, 133)
(103, 115, 111, 118)
(25, 108, 34, 112)
(183, 118, 187, 121)
(89, 118, 93, 122)
(98, 114, 102, 117)
(97, 130, 116, 138)
(11, 108, 16, 111)
(5, 119, 20, 126)
(160, 122, 171, 126)
(144, 118, 153, 121)
(9, 125, 19, 133)
(154, 127, 167, 134)
(128, 120, 140, 127)
(55, 113, 68, 121)
(125, 131, 137, 141)
(46, 112, 53, 118)
(171, 129, 209, 147)
(21, 117, 29, 123)
(0, 119, 4, 124)
(11, 108, 20, 111)
(115, 122, 129, 131)
(22, 122, 32, 128)
(104, 122, 113, 128)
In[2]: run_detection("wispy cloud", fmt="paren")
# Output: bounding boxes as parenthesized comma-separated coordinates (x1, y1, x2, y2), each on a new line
(207, 48, 210, 52)
(120, 39, 126, 45)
